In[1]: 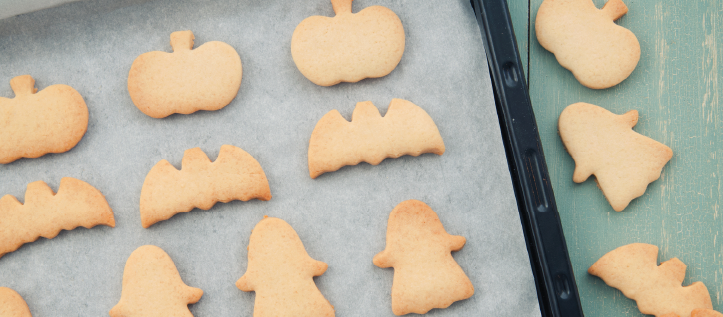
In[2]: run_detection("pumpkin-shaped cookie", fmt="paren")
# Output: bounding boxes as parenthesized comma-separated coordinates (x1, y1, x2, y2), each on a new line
(291, 0, 405, 86)
(0, 75, 88, 164)
(128, 30, 242, 118)
(536, 0, 640, 89)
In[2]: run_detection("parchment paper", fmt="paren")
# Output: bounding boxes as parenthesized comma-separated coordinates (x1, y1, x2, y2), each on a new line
(0, 0, 541, 315)
(0, 0, 82, 20)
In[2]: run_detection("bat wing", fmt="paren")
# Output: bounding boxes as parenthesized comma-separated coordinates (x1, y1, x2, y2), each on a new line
(308, 99, 444, 178)
(140, 145, 271, 228)
(589, 243, 712, 317)
(0, 177, 114, 259)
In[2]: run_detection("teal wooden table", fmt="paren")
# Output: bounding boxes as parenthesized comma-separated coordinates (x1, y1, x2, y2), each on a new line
(509, 0, 723, 316)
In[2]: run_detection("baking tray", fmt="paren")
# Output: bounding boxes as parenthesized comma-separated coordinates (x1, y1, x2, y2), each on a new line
(0, 0, 578, 316)
(471, 1, 583, 316)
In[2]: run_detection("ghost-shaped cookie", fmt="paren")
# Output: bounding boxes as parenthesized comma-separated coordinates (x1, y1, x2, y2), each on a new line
(373, 200, 474, 315)
(236, 216, 334, 317)
(558, 102, 673, 211)
(110, 245, 203, 317)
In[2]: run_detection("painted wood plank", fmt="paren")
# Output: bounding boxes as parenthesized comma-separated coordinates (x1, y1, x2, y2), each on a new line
(528, 0, 723, 316)
(508, 0, 529, 81)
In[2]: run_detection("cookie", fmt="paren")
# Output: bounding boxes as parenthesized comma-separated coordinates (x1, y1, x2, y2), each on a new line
(691, 310, 723, 317)
(110, 245, 203, 317)
(0, 177, 115, 259)
(291, 0, 405, 86)
(0, 75, 88, 164)
(236, 216, 335, 317)
(535, 0, 640, 89)
(663, 310, 723, 317)
(308, 98, 444, 178)
(692, 310, 723, 317)
(558, 102, 673, 211)
(373, 200, 473, 315)
(0, 287, 32, 317)
(588, 243, 712, 317)
(140, 145, 271, 228)
(128, 30, 242, 118)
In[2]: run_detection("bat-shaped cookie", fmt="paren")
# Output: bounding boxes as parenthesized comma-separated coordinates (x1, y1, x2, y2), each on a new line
(110, 245, 203, 317)
(140, 145, 271, 228)
(128, 30, 242, 118)
(589, 243, 712, 317)
(0, 75, 88, 164)
(536, 0, 640, 89)
(308, 99, 444, 178)
(0, 287, 33, 317)
(291, 0, 405, 86)
(236, 216, 335, 317)
(559, 103, 673, 211)
(0, 177, 115, 259)
(374, 200, 473, 315)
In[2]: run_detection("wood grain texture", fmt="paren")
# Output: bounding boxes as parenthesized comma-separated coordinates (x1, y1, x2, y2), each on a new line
(517, 0, 723, 315)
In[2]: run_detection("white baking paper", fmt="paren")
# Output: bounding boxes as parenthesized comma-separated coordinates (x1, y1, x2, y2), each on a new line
(0, 0, 541, 316)
(0, 0, 82, 20)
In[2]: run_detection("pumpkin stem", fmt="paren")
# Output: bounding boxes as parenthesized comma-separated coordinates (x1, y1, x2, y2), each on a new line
(601, 0, 628, 21)
(170, 30, 195, 52)
(9, 75, 37, 97)
(331, 0, 353, 15)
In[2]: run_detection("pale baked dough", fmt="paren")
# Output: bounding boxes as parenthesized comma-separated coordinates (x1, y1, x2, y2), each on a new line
(140, 145, 271, 228)
(236, 216, 335, 317)
(291, 0, 405, 86)
(0, 75, 87, 164)
(536, 0, 640, 89)
(308, 99, 444, 178)
(558, 102, 672, 211)
(0, 287, 32, 317)
(128, 30, 242, 118)
(589, 243, 712, 317)
(374, 200, 473, 315)
(110, 245, 203, 317)
(0, 177, 115, 259)
(662, 310, 723, 317)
